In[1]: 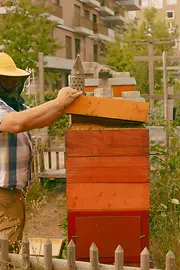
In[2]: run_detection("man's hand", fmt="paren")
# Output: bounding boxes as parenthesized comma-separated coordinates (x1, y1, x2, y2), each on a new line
(56, 87, 82, 109)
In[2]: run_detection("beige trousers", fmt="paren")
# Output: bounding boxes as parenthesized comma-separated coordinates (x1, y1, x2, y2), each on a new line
(0, 188, 25, 249)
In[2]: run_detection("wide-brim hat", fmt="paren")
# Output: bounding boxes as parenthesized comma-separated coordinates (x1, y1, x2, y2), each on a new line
(0, 52, 30, 77)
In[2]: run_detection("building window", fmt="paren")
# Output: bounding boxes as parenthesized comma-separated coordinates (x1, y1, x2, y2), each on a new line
(167, 0, 177, 5)
(93, 44, 98, 62)
(66, 36, 72, 59)
(75, 38, 81, 57)
(74, 5, 81, 26)
(84, 9, 90, 19)
(167, 10, 174, 19)
(151, 0, 163, 9)
(93, 14, 97, 23)
(142, 0, 148, 7)
(54, 0, 60, 5)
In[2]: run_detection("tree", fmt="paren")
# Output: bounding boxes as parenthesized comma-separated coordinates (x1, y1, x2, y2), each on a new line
(0, 0, 62, 72)
(105, 7, 179, 94)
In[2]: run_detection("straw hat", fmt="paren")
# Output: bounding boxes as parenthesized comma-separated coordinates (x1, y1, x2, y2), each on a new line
(0, 53, 30, 77)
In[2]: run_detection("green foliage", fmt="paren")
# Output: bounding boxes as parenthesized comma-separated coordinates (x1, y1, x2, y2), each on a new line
(0, 0, 61, 71)
(150, 123, 180, 268)
(105, 7, 179, 93)
(44, 90, 69, 138)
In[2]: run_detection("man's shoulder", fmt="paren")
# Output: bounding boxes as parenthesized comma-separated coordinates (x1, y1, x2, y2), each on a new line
(0, 98, 13, 111)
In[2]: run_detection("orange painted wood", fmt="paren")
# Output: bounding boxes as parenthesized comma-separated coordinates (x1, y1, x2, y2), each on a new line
(66, 156, 149, 183)
(66, 183, 150, 211)
(85, 85, 135, 97)
(64, 96, 149, 122)
(113, 85, 135, 97)
(66, 125, 149, 157)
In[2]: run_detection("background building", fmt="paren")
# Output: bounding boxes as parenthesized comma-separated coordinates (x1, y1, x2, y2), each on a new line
(136, 0, 180, 50)
(0, 0, 142, 87)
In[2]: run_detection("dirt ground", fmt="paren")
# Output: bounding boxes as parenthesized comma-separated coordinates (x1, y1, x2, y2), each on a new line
(24, 192, 67, 239)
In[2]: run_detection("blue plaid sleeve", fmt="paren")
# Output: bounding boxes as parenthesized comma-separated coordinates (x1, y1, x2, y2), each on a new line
(0, 99, 14, 123)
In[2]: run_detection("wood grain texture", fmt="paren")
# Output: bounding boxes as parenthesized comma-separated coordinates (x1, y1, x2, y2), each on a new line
(68, 211, 149, 263)
(64, 96, 149, 122)
(66, 127, 149, 157)
(66, 156, 149, 183)
(66, 183, 150, 211)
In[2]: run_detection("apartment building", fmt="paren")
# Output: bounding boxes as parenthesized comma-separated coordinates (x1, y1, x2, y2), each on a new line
(0, 0, 142, 87)
(136, 0, 180, 49)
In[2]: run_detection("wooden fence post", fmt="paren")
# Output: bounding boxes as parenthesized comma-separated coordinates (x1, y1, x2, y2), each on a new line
(44, 239, 52, 270)
(140, 247, 149, 270)
(90, 243, 99, 270)
(22, 237, 30, 270)
(148, 42, 154, 111)
(38, 52, 45, 104)
(163, 51, 169, 147)
(114, 245, 124, 270)
(67, 240, 76, 270)
(166, 251, 175, 270)
(0, 234, 9, 270)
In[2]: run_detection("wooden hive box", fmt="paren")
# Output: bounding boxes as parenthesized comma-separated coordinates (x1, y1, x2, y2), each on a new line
(84, 77, 136, 97)
(65, 123, 150, 263)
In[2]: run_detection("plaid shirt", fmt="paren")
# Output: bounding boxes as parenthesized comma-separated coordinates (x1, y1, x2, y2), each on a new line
(0, 98, 32, 189)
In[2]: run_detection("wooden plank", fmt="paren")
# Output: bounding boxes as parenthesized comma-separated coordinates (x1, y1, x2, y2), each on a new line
(66, 126, 149, 157)
(154, 66, 180, 71)
(64, 96, 149, 123)
(66, 183, 150, 211)
(141, 94, 180, 100)
(134, 55, 180, 61)
(2, 252, 161, 270)
(66, 156, 149, 183)
(40, 169, 66, 179)
(163, 51, 169, 147)
(148, 43, 154, 111)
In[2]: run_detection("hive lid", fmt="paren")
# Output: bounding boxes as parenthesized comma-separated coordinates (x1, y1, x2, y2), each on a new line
(64, 95, 149, 123)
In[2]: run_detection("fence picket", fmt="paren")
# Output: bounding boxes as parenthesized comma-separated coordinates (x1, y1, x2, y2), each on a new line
(67, 240, 76, 270)
(22, 236, 30, 270)
(0, 234, 9, 270)
(0, 235, 176, 270)
(141, 247, 150, 270)
(166, 251, 175, 270)
(90, 243, 99, 270)
(115, 245, 124, 270)
(44, 239, 52, 270)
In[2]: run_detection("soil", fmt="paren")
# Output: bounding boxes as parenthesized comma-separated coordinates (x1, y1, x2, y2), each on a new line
(24, 192, 67, 239)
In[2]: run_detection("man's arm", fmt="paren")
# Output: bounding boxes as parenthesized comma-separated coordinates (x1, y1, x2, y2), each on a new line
(0, 87, 81, 133)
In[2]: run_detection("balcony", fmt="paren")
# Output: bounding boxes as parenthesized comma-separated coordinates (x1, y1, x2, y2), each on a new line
(99, 0, 114, 17)
(81, 0, 100, 8)
(116, 0, 141, 11)
(103, 14, 127, 26)
(74, 16, 94, 36)
(93, 23, 115, 42)
(44, 1, 64, 24)
(103, 7, 127, 26)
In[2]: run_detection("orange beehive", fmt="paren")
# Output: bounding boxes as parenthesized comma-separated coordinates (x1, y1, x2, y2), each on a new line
(65, 123, 150, 263)
(84, 77, 136, 97)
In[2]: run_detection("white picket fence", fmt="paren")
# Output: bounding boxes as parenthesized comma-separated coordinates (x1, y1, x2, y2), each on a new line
(0, 235, 175, 270)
